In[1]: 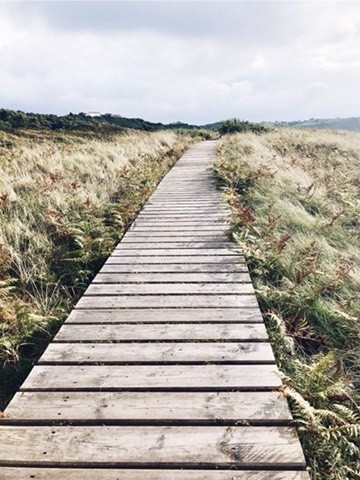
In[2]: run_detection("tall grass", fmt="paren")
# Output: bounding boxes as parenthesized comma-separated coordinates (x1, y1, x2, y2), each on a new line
(214, 128, 360, 480)
(0, 128, 194, 407)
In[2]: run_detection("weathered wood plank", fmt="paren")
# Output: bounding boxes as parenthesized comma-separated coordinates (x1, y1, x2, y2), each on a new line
(132, 221, 230, 227)
(75, 294, 259, 309)
(104, 256, 245, 264)
(84, 283, 254, 296)
(115, 242, 231, 249)
(112, 249, 240, 256)
(141, 209, 228, 214)
(21, 365, 282, 390)
(147, 202, 224, 206)
(40, 342, 274, 364)
(149, 195, 221, 199)
(137, 213, 228, 219)
(128, 226, 229, 231)
(66, 308, 264, 324)
(54, 323, 268, 342)
(141, 202, 226, 206)
(0, 426, 306, 467)
(0, 468, 311, 479)
(121, 239, 231, 245)
(123, 231, 229, 238)
(134, 217, 229, 222)
(121, 236, 229, 242)
(93, 272, 252, 283)
(138, 210, 228, 216)
(100, 263, 248, 273)
(6, 391, 291, 421)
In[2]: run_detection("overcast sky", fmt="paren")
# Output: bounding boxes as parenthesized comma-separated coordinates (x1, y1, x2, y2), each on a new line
(0, 1, 359, 124)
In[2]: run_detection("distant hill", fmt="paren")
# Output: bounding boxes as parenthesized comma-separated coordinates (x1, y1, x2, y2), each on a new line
(272, 117, 360, 132)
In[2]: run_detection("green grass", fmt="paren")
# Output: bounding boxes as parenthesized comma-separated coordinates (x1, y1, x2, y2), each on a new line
(0, 128, 197, 408)
(214, 128, 360, 480)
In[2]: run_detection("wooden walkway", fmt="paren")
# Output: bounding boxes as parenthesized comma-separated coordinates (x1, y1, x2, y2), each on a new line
(0, 141, 310, 479)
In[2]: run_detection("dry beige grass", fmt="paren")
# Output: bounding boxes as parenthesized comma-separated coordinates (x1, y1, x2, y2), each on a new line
(215, 128, 360, 480)
(0, 128, 193, 407)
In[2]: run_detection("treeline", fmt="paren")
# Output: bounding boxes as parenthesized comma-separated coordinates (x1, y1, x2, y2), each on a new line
(0, 108, 197, 133)
(0, 108, 267, 135)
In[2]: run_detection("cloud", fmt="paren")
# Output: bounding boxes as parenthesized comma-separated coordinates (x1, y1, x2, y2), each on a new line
(0, 1, 360, 123)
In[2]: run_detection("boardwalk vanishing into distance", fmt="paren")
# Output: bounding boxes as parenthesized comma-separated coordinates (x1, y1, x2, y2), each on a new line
(0, 141, 310, 479)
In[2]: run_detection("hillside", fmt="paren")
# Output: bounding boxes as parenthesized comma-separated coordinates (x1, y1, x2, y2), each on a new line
(273, 116, 360, 132)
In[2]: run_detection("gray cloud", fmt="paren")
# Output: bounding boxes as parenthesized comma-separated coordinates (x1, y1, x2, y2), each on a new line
(0, 1, 360, 123)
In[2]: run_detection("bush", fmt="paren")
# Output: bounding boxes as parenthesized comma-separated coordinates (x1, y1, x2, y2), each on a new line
(218, 118, 266, 135)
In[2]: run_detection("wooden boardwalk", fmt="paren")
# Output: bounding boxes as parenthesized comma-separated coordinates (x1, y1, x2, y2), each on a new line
(0, 141, 310, 479)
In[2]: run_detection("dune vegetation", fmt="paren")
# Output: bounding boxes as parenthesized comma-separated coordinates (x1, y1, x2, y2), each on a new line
(0, 128, 196, 408)
(215, 128, 360, 480)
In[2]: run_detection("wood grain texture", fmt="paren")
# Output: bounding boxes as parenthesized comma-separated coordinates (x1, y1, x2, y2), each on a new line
(66, 308, 264, 324)
(0, 469, 311, 480)
(104, 256, 245, 264)
(141, 209, 229, 214)
(111, 249, 240, 256)
(146, 202, 225, 207)
(132, 221, 231, 227)
(0, 426, 306, 467)
(75, 294, 259, 309)
(114, 242, 231, 249)
(6, 391, 291, 421)
(119, 237, 228, 250)
(100, 263, 248, 273)
(40, 342, 274, 364)
(122, 233, 229, 241)
(21, 364, 282, 390)
(84, 283, 254, 296)
(54, 323, 268, 342)
(137, 212, 229, 218)
(127, 226, 229, 231)
(93, 272, 252, 283)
